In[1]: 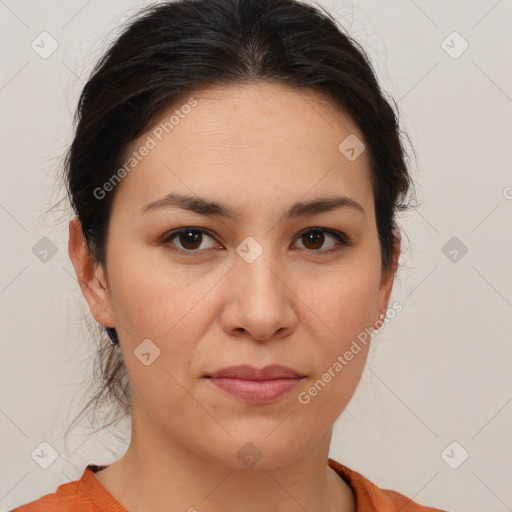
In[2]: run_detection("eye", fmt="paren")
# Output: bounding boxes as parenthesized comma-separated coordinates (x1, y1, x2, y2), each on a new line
(161, 227, 219, 255)
(293, 227, 351, 253)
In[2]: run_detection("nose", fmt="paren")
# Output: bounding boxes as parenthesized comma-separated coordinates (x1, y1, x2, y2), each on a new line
(219, 247, 298, 342)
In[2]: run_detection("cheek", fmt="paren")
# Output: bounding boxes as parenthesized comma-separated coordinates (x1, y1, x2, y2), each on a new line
(105, 248, 221, 405)
(111, 269, 205, 420)
(293, 261, 379, 401)
(299, 261, 380, 340)
(294, 276, 376, 423)
(106, 243, 210, 339)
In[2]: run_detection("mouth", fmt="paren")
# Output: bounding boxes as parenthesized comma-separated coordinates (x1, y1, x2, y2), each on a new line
(204, 364, 306, 405)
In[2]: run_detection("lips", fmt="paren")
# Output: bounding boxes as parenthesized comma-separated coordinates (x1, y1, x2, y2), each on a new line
(205, 364, 306, 405)
(206, 364, 305, 380)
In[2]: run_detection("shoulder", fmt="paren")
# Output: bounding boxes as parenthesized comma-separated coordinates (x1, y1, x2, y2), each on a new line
(10, 480, 80, 512)
(10, 465, 127, 512)
(328, 458, 449, 512)
(10, 467, 100, 512)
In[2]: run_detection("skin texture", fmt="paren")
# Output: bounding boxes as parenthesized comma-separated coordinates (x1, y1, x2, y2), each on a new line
(68, 81, 400, 512)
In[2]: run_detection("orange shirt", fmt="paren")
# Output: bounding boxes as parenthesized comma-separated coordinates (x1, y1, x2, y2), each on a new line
(11, 458, 449, 511)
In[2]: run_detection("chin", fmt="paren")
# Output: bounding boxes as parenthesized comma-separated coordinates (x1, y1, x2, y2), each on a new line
(197, 426, 319, 471)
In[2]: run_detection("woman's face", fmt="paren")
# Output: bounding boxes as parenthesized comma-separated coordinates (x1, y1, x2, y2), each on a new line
(73, 81, 398, 469)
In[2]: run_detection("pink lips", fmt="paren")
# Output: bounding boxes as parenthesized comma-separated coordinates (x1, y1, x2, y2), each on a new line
(206, 364, 305, 405)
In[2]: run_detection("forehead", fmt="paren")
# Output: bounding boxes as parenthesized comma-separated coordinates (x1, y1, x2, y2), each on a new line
(165, 81, 363, 153)
(113, 81, 373, 217)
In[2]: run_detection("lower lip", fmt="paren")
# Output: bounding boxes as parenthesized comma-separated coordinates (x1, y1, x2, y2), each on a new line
(207, 377, 302, 404)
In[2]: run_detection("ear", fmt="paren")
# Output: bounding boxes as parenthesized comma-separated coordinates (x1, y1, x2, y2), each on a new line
(68, 218, 116, 328)
(373, 229, 401, 326)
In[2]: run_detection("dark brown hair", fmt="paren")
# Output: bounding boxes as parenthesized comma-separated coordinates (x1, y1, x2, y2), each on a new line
(62, 0, 415, 437)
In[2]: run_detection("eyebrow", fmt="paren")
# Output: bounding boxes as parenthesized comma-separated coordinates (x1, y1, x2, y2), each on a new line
(142, 192, 365, 220)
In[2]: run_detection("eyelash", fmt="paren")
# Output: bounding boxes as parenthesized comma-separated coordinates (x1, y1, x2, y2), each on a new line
(160, 226, 353, 257)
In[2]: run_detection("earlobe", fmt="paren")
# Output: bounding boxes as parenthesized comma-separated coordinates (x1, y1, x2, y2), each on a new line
(68, 218, 116, 328)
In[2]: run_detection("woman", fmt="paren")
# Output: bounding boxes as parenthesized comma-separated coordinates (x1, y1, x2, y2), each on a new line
(12, 0, 449, 510)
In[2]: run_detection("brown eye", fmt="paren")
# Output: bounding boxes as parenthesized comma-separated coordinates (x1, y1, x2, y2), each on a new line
(163, 227, 217, 254)
(294, 228, 350, 253)
(301, 231, 325, 250)
(178, 229, 203, 250)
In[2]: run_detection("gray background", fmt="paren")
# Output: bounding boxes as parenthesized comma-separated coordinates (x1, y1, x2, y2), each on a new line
(1, 1, 511, 511)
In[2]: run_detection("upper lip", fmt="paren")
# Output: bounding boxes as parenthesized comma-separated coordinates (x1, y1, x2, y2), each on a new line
(206, 364, 305, 380)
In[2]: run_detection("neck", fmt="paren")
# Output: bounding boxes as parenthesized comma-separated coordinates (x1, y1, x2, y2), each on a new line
(94, 405, 355, 512)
